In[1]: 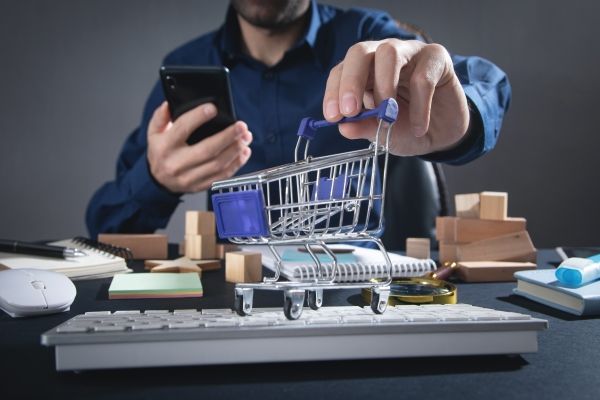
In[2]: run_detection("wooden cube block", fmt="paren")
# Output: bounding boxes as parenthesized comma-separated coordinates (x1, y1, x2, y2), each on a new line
(216, 243, 240, 260)
(225, 251, 262, 283)
(455, 261, 537, 282)
(438, 231, 537, 264)
(184, 234, 216, 260)
(97, 233, 168, 260)
(406, 238, 431, 259)
(454, 193, 480, 218)
(185, 211, 215, 235)
(436, 216, 527, 244)
(479, 192, 508, 220)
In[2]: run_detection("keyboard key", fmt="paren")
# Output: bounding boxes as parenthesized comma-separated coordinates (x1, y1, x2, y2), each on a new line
(84, 311, 111, 316)
(57, 326, 89, 333)
(130, 324, 165, 331)
(94, 326, 126, 332)
(143, 310, 170, 315)
(204, 320, 239, 328)
(168, 321, 202, 329)
(113, 310, 140, 315)
(173, 309, 199, 314)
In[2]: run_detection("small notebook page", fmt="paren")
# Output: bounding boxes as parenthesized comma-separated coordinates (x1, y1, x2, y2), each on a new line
(108, 273, 203, 299)
(241, 245, 436, 282)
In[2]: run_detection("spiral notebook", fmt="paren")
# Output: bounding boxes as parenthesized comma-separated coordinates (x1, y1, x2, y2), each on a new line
(0, 237, 132, 280)
(241, 245, 436, 282)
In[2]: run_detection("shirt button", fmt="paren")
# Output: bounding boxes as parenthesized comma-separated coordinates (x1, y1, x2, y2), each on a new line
(263, 70, 275, 80)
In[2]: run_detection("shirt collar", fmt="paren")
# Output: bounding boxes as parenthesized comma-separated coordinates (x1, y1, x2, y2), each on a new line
(218, 0, 324, 68)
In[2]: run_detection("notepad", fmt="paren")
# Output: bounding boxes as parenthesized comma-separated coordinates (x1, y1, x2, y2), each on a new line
(242, 245, 436, 282)
(0, 238, 131, 280)
(108, 273, 203, 299)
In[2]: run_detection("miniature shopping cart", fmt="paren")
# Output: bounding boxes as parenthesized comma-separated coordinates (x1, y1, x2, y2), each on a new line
(211, 98, 398, 320)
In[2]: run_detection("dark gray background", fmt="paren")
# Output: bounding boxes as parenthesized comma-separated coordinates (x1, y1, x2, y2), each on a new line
(1, 0, 598, 247)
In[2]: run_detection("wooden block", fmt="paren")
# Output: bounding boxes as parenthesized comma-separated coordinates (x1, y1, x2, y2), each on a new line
(438, 243, 459, 264)
(216, 243, 240, 260)
(406, 238, 430, 259)
(455, 261, 537, 282)
(438, 231, 537, 263)
(479, 191, 508, 220)
(185, 211, 215, 235)
(97, 233, 168, 260)
(151, 265, 202, 275)
(184, 234, 216, 260)
(436, 216, 527, 244)
(225, 251, 262, 283)
(454, 193, 480, 218)
(144, 257, 221, 272)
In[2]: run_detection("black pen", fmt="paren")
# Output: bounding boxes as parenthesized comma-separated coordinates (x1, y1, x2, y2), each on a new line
(0, 239, 86, 259)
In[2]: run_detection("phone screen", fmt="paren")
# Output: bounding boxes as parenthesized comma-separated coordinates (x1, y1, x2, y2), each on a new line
(160, 66, 237, 145)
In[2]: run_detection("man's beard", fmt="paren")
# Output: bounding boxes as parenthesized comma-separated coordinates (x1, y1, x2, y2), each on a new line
(231, 0, 310, 30)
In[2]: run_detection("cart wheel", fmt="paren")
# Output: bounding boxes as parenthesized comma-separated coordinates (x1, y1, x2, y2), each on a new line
(307, 289, 323, 310)
(283, 289, 305, 320)
(370, 286, 390, 314)
(234, 287, 254, 316)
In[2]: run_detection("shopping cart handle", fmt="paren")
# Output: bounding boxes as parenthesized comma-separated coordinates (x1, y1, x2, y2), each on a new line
(297, 98, 398, 139)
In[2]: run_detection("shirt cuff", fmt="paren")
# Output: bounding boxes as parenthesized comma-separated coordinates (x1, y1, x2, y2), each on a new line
(419, 87, 488, 166)
(124, 156, 182, 214)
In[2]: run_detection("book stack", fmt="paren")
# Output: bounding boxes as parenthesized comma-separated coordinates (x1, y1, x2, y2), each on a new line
(436, 192, 537, 282)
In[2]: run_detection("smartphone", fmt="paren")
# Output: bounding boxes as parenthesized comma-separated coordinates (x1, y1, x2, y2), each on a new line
(159, 66, 236, 145)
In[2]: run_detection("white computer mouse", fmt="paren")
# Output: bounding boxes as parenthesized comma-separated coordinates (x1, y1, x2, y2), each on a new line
(0, 269, 76, 317)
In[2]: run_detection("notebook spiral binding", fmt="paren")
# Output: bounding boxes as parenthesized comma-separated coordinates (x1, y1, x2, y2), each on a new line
(72, 236, 133, 261)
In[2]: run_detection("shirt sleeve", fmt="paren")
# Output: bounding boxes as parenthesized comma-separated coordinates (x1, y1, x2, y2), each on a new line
(85, 81, 181, 238)
(359, 9, 512, 165)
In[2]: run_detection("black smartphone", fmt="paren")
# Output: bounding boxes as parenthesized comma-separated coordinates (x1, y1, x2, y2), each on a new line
(159, 66, 236, 145)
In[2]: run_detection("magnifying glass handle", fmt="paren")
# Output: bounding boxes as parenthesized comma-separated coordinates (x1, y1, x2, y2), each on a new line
(425, 262, 459, 281)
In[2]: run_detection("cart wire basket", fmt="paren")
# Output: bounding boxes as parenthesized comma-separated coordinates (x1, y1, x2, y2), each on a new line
(211, 98, 398, 319)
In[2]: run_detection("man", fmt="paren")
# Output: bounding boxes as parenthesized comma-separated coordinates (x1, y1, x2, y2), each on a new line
(86, 0, 510, 238)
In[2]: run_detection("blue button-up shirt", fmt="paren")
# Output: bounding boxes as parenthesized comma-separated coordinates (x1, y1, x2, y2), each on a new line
(86, 1, 511, 238)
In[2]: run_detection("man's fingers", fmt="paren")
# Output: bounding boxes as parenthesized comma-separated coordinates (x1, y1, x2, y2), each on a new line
(373, 42, 403, 105)
(179, 143, 252, 192)
(338, 41, 378, 117)
(170, 102, 217, 144)
(408, 44, 449, 137)
(338, 119, 378, 141)
(148, 102, 171, 136)
(183, 121, 251, 167)
(323, 63, 343, 121)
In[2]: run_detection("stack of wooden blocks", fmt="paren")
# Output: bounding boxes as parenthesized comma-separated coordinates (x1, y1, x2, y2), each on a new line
(436, 191, 537, 282)
(184, 211, 262, 283)
(185, 211, 217, 260)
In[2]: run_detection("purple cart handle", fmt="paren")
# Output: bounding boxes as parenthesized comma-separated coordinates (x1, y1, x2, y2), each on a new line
(297, 98, 398, 140)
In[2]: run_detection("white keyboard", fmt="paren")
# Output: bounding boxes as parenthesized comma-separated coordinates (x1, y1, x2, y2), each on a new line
(41, 304, 547, 371)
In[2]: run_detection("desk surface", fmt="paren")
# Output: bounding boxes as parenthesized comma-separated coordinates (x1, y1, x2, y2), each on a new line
(1, 249, 598, 400)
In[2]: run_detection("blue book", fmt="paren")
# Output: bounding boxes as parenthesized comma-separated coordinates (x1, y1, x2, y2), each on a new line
(513, 269, 600, 316)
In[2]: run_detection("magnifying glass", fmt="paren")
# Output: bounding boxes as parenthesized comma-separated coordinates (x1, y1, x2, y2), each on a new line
(361, 277, 457, 305)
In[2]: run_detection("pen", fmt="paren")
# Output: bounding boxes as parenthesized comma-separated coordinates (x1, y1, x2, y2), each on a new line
(0, 239, 86, 259)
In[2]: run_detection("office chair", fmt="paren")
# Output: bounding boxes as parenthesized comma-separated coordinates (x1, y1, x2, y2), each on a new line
(379, 22, 450, 251)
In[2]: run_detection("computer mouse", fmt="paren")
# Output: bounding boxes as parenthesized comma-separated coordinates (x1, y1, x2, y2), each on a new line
(0, 269, 76, 318)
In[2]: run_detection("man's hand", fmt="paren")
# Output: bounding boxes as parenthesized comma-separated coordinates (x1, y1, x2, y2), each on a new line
(147, 102, 252, 193)
(323, 39, 470, 156)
